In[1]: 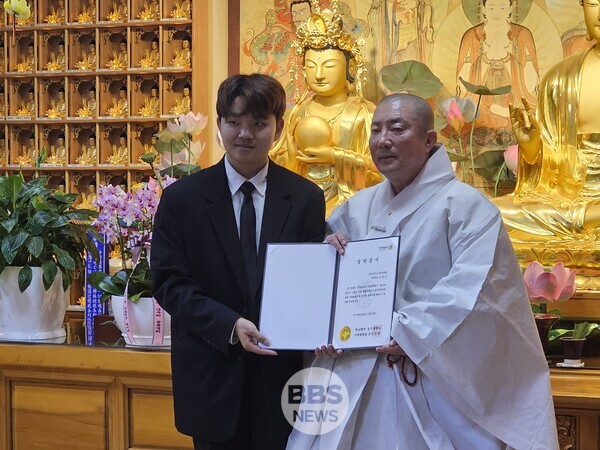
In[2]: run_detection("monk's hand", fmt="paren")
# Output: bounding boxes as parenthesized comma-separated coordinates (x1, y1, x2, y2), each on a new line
(296, 146, 335, 164)
(234, 318, 277, 356)
(509, 97, 541, 164)
(325, 232, 348, 255)
(315, 344, 343, 358)
(376, 339, 406, 356)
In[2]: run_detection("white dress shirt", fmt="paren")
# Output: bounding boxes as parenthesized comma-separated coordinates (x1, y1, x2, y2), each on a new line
(224, 157, 269, 344)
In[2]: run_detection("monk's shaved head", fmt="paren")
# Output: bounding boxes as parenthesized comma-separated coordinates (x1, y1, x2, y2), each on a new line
(378, 93, 434, 133)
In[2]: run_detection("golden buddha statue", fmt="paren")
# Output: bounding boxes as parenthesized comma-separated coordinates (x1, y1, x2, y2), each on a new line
(76, 0, 96, 22)
(170, 84, 191, 115)
(16, 138, 36, 166)
(170, 38, 191, 67)
(76, 42, 97, 70)
(76, 135, 97, 165)
(170, 0, 191, 19)
(45, 0, 65, 24)
(46, 42, 66, 71)
(15, 44, 35, 72)
(106, 40, 128, 69)
(45, 136, 67, 165)
(106, 87, 128, 116)
(269, 4, 379, 216)
(138, 0, 160, 21)
(138, 86, 160, 117)
(16, 90, 36, 117)
(138, 39, 160, 68)
(141, 136, 159, 164)
(106, 0, 128, 22)
(492, 0, 600, 284)
(76, 185, 98, 210)
(45, 89, 66, 119)
(106, 135, 128, 165)
(0, 138, 7, 165)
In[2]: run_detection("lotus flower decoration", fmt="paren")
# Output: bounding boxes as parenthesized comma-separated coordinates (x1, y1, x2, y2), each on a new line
(523, 261, 577, 303)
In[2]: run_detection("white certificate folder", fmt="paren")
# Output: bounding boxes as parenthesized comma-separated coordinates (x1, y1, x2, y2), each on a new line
(259, 236, 400, 350)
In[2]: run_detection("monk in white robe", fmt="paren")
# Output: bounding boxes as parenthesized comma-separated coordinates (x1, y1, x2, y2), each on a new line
(286, 94, 558, 450)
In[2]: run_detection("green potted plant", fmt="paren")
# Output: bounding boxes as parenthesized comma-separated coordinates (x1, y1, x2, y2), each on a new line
(0, 167, 99, 341)
(558, 322, 598, 368)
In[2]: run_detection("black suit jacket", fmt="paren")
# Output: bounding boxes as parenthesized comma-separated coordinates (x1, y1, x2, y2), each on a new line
(151, 158, 325, 441)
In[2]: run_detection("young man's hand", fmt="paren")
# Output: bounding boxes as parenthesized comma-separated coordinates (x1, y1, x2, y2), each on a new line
(234, 318, 277, 356)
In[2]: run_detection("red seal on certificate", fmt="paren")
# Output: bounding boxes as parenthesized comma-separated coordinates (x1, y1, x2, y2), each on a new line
(339, 326, 351, 342)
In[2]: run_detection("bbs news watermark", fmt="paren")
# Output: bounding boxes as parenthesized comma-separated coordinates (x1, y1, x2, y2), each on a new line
(281, 367, 349, 435)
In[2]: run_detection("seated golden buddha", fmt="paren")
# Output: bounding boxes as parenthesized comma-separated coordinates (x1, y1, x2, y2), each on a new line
(269, 6, 380, 216)
(15, 45, 35, 72)
(170, 0, 191, 19)
(106, 136, 128, 165)
(45, 0, 65, 24)
(76, 0, 96, 22)
(170, 38, 191, 67)
(16, 140, 36, 166)
(138, 0, 160, 21)
(45, 137, 67, 165)
(492, 0, 600, 281)
(76, 136, 97, 165)
(170, 85, 191, 115)
(138, 87, 160, 117)
(107, 88, 128, 116)
(107, 0, 128, 22)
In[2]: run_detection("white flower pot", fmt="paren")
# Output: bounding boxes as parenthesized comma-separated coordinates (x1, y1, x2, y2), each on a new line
(0, 267, 68, 342)
(111, 295, 171, 347)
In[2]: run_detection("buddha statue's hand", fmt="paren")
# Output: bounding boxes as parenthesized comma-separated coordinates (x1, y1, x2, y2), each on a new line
(296, 146, 335, 164)
(509, 98, 541, 165)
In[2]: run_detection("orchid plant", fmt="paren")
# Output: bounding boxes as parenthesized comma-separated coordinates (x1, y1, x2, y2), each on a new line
(523, 261, 577, 314)
(88, 111, 207, 302)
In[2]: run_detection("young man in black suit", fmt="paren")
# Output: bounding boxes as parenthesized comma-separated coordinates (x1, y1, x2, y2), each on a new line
(151, 74, 326, 450)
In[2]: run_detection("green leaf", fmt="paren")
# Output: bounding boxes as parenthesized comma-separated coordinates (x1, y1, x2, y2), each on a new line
(18, 265, 32, 293)
(26, 236, 44, 258)
(159, 163, 201, 178)
(0, 174, 24, 209)
(87, 271, 126, 296)
(473, 149, 507, 181)
(1, 230, 29, 263)
(459, 77, 511, 96)
(1, 217, 18, 233)
(380, 61, 443, 99)
(51, 245, 76, 270)
(41, 260, 58, 290)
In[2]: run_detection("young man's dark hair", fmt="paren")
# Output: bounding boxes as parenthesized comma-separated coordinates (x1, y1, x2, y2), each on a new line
(216, 73, 286, 122)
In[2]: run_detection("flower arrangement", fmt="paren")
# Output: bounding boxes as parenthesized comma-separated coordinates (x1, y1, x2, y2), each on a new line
(523, 261, 577, 314)
(88, 111, 207, 302)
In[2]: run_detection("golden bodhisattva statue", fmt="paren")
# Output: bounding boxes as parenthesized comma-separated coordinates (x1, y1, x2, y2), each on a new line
(138, 39, 160, 68)
(170, 84, 191, 115)
(45, 136, 67, 165)
(138, 0, 160, 21)
(45, 89, 66, 119)
(170, 38, 191, 67)
(16, 90, 36, 117)
(76, 135, 97, 164)
(106, 40, 128, 69)
(15, 44, 35, 72)
(46, 42, 66, 71)
(107, 87, 128, 116)
(16, 138, 36, 166)
(76, 184, 97, 210)
(492, 0, 600, 285)
(107, 0, 128, 22)
(106, 135, 129, 165)
(138, 86, 160, 117)
(76, 0, 96, 22)
(76, 42, 97, 70)
(270, 2, 379, 216)
(170, 0, 191, 19)
(45, 0, 65, 24)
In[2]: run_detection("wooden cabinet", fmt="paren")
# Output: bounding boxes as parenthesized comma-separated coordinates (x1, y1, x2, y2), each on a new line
(0, 344, 192, 450)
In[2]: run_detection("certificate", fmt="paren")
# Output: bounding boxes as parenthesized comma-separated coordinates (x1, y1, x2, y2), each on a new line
(259, 236, 400, 350)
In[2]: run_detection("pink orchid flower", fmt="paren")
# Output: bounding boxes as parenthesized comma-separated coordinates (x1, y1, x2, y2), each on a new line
(523, 261, 577, 302)
(504, 145, 518, 174)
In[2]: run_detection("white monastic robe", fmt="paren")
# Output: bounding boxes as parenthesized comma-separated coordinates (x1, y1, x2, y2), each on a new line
(287, 146, 558, 450)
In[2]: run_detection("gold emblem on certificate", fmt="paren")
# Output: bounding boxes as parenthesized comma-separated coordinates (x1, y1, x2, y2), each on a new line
(339, 326, 351, 342)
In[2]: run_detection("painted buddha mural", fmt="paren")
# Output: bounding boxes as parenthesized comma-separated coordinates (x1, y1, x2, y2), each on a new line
(270, 1, 380, 216)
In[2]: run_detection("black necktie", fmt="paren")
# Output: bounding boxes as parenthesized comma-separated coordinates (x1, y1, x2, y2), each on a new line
(240, 181, 258, 299)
